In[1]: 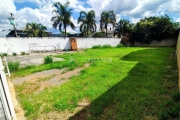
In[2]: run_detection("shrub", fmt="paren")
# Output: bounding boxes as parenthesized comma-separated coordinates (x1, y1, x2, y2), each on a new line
(2, 53, 7, 57)
(116, 44, 124, 48)
(92, 45, 112, 49)
(21, 52, 25, 55)
(92, 45, 101, 49)
(13, 52, 17, 56)
(8, 61, 20, 72)
(101, 44, 112, 48)
(93, 32, 105, 38)
(44, 56, 53, 64)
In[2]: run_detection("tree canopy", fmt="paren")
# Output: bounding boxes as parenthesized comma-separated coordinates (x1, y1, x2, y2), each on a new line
(114, 19, 132, 38)
(78, 10, 96, 37)
(51, 1, 75, 37)
(100, 11, 116, 37)
(25, 22, 47, 37)
(133, 15, 179, 43)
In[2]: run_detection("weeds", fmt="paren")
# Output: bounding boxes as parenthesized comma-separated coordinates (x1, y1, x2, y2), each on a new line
(92, 44, 112, 49)
(2, 53, 7, 57)
(13, 52, 17, 56)
(44, 56, 53, 64)
(21, 52, 26, 55)
(8, 61, 20, 72)
(101, 44, 112, 48)
(116, 43, 124, 48)
(92, 45, 101, 49)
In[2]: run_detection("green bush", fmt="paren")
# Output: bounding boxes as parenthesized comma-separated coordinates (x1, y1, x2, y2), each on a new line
(93, 32, 105, 38)
(2, 53, 7, 57)
(92, 44, 112, 49)
(13, 52, 17, 56)
(116, 44, 124, 48)
(92, 45, 101, 49)
(21, 52, 25, 55)
(101, 44, 112, 48)
(8, 61, 20, 72)
(44, 56, 53, 64)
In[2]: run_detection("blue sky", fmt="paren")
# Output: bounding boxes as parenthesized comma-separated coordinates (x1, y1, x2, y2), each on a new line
(0, 0, 180, 36)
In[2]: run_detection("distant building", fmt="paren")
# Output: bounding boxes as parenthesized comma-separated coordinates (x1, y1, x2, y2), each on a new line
(68, 33, 80, 37)
(6, 30, 65, 37)
(101, 27, 117, 38)
(6, 30, 28, 37)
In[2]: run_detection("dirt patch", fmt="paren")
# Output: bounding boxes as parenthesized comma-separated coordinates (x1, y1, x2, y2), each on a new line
(37, 99, 90, 120)
(13, 64, 89, 94)
(13, 69, 64, 85)
(12, 63, 90, 119)
(144, 115, 158, 120)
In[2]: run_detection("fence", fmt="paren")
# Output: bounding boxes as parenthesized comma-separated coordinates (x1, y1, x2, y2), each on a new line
(0, 57, 17, 120)
(0, 37, 121, 55)
(177, 31, 180, 92)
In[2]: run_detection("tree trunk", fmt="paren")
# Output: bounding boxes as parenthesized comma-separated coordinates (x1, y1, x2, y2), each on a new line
(65, 27, 67, 38)
(105, 24, 107, 37)
(106, 28, 107, 37)
(87, 26, 89, 37)
(64, 23, 67, 38)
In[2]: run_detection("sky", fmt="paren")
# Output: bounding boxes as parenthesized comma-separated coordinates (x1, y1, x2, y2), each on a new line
(0, 0, 180, 37)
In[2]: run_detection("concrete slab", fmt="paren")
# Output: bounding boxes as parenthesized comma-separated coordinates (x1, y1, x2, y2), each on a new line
(6, 52, 76, 67)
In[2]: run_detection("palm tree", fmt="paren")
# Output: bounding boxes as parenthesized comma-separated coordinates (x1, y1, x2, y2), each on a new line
(78, 10, 96, 37)
(25, 22, 47, 37)
(100, 11, 116, 37)
(114, 19, 131, 37)
(51, 1, 75, 37)
(37, 24, 48, 37)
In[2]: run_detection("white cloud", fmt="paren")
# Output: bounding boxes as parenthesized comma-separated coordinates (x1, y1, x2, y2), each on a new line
(0, 0, 180, 37)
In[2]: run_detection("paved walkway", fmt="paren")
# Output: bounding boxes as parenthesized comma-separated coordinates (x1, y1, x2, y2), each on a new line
(6, 51, 76, 67)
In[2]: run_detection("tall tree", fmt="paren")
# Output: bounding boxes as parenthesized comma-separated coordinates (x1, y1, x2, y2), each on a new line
(51, 1, 75, 37)
(133, 15, 179, 43)
(78, 10, 96, 37)
(100, 11, 116, 37)
(25, 22, 47, 37)
(114, 19, 131, 37)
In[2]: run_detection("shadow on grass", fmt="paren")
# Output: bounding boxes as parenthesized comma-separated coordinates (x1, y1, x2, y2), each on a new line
(69, 48, 178, 120)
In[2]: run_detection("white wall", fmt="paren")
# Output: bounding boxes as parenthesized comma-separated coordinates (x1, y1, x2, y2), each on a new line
(77, 38, 120, 49)
(0, 37, 121, 55)
(0, 37, 69, 54)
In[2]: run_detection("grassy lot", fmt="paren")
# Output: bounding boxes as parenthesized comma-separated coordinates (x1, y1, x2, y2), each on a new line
(13, 47, 179, 120)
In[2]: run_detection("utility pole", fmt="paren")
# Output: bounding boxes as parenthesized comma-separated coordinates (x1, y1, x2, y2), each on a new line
(8, 13, 17, 37)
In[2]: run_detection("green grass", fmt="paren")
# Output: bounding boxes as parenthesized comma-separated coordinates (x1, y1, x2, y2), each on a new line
(13, 47, 179, 119)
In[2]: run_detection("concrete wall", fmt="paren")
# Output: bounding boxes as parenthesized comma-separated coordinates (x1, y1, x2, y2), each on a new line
(134, 39, 177, 47)
(0, 37, 121, 55)
(77, 38, 120, 49)
(177, 31, 180, 92)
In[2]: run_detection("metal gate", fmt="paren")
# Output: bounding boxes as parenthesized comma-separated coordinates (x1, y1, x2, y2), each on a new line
(0, 57, 16, 120)
(0, 95, 6, 120)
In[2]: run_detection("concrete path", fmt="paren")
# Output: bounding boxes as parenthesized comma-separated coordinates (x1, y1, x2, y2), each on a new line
(6, 51, 75, 67)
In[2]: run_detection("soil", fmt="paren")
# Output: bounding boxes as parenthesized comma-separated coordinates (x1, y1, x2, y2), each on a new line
(7, 78, 26, 120)
(11, 63, 90, 119)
